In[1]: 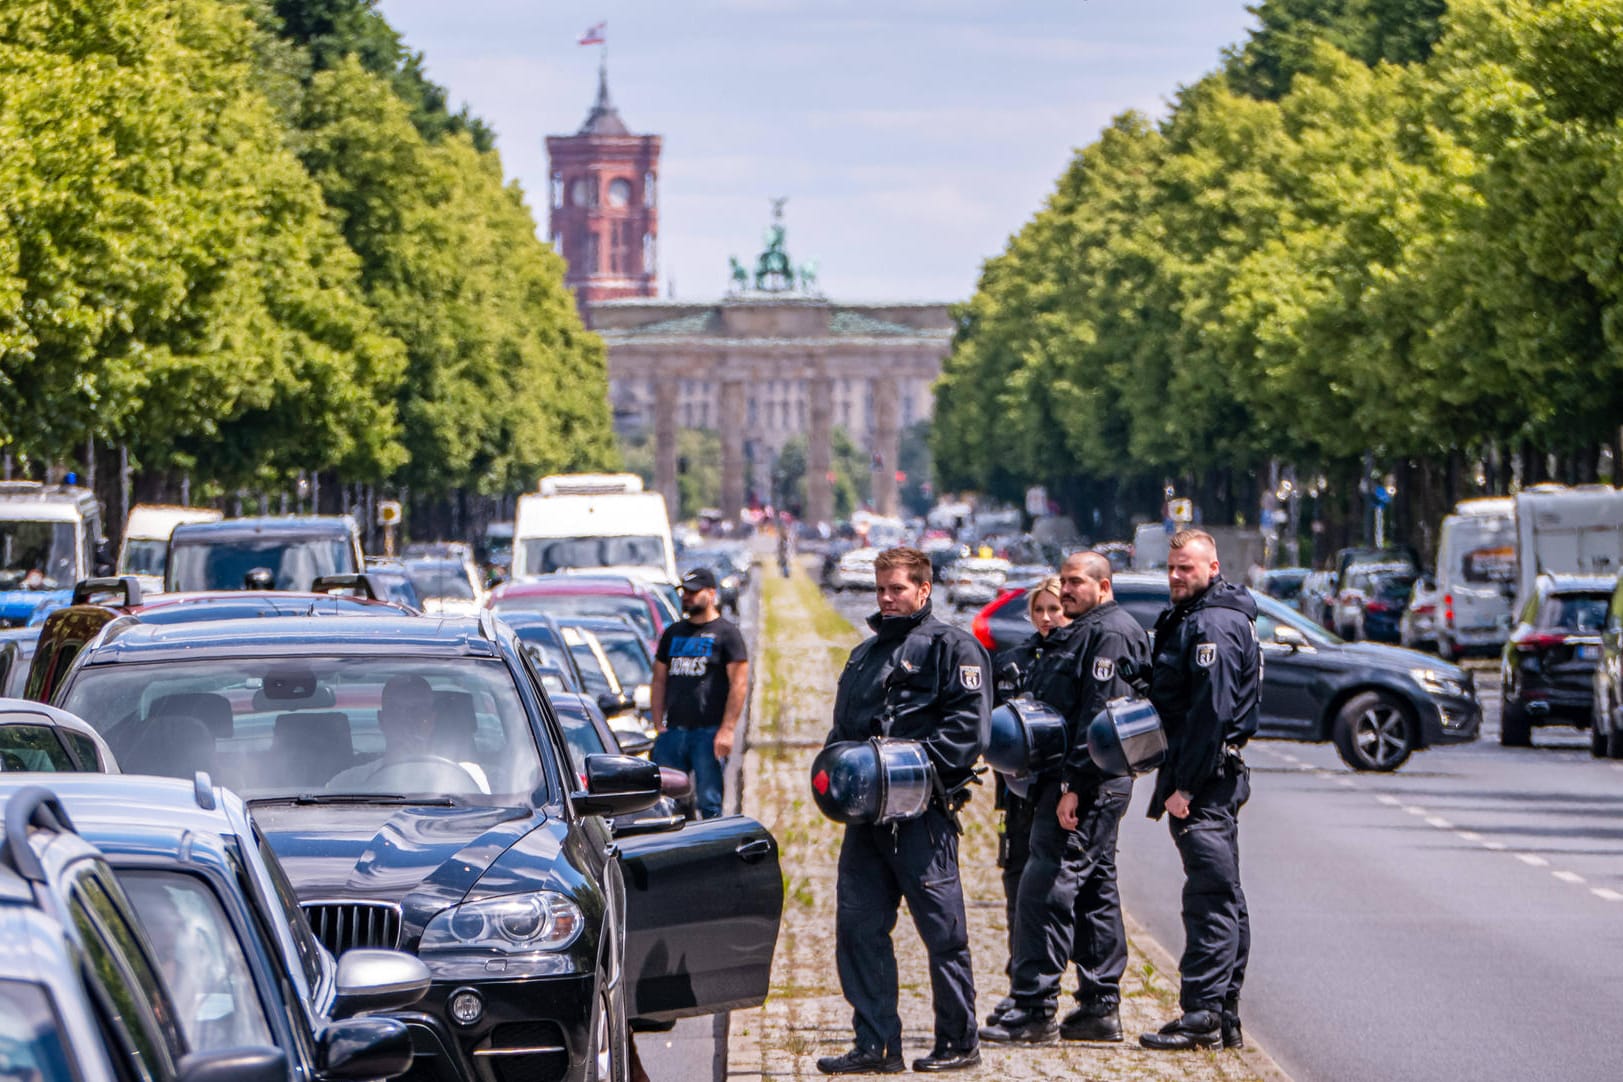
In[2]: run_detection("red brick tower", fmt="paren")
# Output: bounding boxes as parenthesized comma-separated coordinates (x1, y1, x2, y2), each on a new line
(546, 62, 661, 320)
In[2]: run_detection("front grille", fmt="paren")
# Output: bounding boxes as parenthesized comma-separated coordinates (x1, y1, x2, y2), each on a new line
(302, 901, 401, 954)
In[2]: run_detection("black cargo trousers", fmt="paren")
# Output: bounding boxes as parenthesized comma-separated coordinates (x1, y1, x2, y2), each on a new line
(835, 805, 977, 1057)
(1008, 775, 1133, 1011)
(1168, 757, 1251, 1013)
(996, 779, 1033, 973)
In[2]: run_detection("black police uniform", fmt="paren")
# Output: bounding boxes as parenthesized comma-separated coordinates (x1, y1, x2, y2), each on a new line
(991, 632, 1044, 974)
(1146, 576, 1260, 1026)
(1004, 600, 1149, 1021)
(827, 600, 991, 1063)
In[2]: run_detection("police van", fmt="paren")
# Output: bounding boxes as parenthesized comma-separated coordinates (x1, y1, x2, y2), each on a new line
(0, 482, 104, 627)
(512, 473, 679, 583)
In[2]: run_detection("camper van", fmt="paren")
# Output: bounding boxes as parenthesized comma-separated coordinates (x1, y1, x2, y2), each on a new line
(512, 473, 678, 583)
(1513, 484, 1623, 616)
(1432, 498, 1517, 660)
(117, 503, 223, 594)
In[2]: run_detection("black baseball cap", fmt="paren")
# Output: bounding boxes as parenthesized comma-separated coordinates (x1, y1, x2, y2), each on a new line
(680, 567, 718, 591)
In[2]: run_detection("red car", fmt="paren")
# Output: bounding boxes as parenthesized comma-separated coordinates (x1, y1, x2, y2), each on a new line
(487, 574, 672, 651)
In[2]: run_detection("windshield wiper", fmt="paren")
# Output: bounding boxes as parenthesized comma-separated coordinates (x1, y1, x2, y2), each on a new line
(250, 793, 464, 807)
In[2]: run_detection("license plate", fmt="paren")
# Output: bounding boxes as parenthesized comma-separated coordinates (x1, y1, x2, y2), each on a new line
(1578, 644, 1600, 660)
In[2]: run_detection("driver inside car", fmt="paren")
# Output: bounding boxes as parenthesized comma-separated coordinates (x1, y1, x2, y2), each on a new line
(327, 674, 490, 793)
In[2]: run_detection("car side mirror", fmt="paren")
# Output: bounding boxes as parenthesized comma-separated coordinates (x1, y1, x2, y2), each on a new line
(613, 728, 654, 757)
(331, 949, 431, 1019)
(597, 691, 632, 716)
(317, 1017, 413, 1081)
(573, 753, 661, 816)
(177, 1047, 287, 1082)
(1273, 625, 1311, 652)
(633, 683, 652, 713)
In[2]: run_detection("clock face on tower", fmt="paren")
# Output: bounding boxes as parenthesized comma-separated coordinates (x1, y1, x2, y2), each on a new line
(607, 178, 632, 207)
(569, 177, 594, 207)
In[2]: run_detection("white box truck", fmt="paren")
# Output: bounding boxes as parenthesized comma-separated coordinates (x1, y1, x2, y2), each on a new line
(513, 474, 678, 583)
(1433, 497, 1517, 660)
(1512, 484, 1623, 618)
(117, 504, 223, 595)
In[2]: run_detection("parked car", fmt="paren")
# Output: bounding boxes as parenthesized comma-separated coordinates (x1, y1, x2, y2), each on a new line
(0, 785, 284, 1082)
(0, 698, 116, 771)
(51, 613, 784, 1082)
(1590, 572, 1623, 758)
(1298, 569, 1339, 631)
(971, 574, 1480, 771)
(677, 550, 742, 615)
(489, 574, 669, 649)
(559, 623, 653, 746)
(830, 546, 880, 591)
(6, 775, 429, 1082)
(1399, 575, 1442, 652)
(1332, 565, 1417, 642)
(166, 516, 364, 593)
(1499, 574, 1611, 746)
(0, 627, 40, 697)
(1248, 566, 1310, 603)
(359, 558, 424, 612)
(403, 555, 486, 616)
(561, 616, 656, 707)
(942, 557, 1010, 611)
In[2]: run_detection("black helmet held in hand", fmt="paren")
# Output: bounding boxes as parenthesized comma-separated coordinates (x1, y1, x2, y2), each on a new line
(984, 696, 1068, 778)
(1086, 696, 1167, 777)
(810, 738, 934, 825)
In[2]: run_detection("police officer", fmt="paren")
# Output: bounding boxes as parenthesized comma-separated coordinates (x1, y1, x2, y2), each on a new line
(1140, 529, 1260, 1052)
(818, 547, 990, 1075)
(980, 551, 1149, 1046)
(986, 575, 1067, 1023)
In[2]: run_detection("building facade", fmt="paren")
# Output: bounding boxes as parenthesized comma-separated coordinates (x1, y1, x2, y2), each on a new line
(545, 64, 660, 313)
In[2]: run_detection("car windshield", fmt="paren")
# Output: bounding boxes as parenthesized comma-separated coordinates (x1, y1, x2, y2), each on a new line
(168, 537, 351, 592)
(588, 627, 653, 689)
(523, 535, 665, 573)
(59, 656, 546, 804)
(119, 539, 169, 578)
(119, 871, 273, 1052)
(1372, 573, 1417, 602)
(496, 594, 656, 641)
(0, 520, 77, 589)
(406, 561, 476, 600)
(1252, 591, 1344, 646)
(1544, 593, 1609, 633)
(1262, 570, 1308, 599)
(0, 979, 76, 1082)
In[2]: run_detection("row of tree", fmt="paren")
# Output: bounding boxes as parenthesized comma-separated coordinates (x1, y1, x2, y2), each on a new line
(933, 0, 1623, 558)
(0, 0, 614, 516)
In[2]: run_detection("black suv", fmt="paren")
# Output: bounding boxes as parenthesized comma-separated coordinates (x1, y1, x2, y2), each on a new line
(975, 574, 1480, 771)
(0, 785, 287, 1082)
(1500, 573, 1611, 747)
(166, 517, 364, 593)
(4, 774, 430, 1082)
(51, 612, 783, 1082)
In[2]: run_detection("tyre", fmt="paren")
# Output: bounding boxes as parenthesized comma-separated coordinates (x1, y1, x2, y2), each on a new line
(1592, 720, 1608, 758)
(1332, 691, 1416, 772)
(1499, 700, 1532, 747)
(1608, 718, 1623, 760)
(1435, 634, 1456, 662)
(588, 981, 629, 1082)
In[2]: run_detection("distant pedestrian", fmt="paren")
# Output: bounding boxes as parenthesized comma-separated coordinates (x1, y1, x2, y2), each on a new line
(649, 566, 749, 818)
(817, 547, 990, 1075)
(1140, 529, 1260, 1052)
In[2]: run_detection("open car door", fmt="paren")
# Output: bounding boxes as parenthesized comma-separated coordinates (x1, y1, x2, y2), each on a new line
(616, 813, 782, 1022)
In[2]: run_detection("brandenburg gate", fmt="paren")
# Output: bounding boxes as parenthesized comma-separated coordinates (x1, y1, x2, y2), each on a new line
(590, 207, 951, 525)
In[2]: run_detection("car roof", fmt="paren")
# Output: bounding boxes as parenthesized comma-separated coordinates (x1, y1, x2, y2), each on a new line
(81, 614, 502, 663)
(1540, 573, 1616, 593)
(494, 577, 646, 598)
(0, 775, 246, 864)
(169, 516, 355, 539)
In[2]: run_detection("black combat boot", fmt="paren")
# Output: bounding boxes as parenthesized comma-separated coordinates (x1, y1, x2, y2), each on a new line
(912, 1044, 981, 1072)
(1139, 1010, 1223, 1051)
(814, 1046, 904, 1075)
(1221, 999, 1243, 1049)
(1059, 999, 1122, 1042)
(984, 995, 1015, 1026)
(979, 1006, 1058, 1044)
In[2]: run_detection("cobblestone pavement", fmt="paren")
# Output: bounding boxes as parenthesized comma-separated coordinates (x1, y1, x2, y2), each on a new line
(726, 566, 1282, 1082)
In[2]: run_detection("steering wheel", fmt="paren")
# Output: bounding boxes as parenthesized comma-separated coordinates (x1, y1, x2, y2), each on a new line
(360, 756, 486, 794)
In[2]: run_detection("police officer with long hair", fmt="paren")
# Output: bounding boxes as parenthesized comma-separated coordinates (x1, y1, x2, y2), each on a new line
(818, 547, 991, 1075)
(1140, 529, 1260, 1052)
(986, 575, 1068, 1022)
(981, 551, 1149, 1045)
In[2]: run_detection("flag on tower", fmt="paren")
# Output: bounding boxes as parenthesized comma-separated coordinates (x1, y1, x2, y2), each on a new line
(579, 21, 606, 46)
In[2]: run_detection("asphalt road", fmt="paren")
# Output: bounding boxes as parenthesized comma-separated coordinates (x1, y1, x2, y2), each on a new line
(826, 584, 1623, 1081)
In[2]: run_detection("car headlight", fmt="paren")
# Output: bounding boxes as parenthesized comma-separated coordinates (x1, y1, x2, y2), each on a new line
(722, 575, 739, 589)
(1412, 668, 1468, 699)
(418, 892, 585, 979)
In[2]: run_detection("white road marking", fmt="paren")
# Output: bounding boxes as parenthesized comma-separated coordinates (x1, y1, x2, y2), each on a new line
(1336, 778, 1357, 788)
(1483, 841, 1507, 851)
(1426, 816, 1454, 829)
(1515, 854, 1549, 867)
(1593, 888, 1623, 902)
(1553, 871, 1586, 885)
(1456, 831, 1483, 843)
(1376, 795, 1402, 806)
(1403, 805, 1428, 816)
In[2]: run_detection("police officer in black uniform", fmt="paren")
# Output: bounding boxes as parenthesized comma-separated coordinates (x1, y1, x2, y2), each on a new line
(980, 551, 1149, 1045)
(817, 547, 991, 1076)
(1140, 529, 1260, 1052)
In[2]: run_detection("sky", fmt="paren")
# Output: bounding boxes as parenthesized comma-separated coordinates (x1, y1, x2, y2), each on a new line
(377, 1, 1260, 302)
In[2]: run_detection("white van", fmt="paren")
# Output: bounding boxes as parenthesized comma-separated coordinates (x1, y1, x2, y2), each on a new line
(117, 504, 223, 594)
(512, 474, 678, 583)
(1433, 497, 1516, 660)
(1513, 484, 1623, 617)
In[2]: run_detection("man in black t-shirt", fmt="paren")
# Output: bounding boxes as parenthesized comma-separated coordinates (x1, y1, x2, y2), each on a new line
(650, 566, 750, 818)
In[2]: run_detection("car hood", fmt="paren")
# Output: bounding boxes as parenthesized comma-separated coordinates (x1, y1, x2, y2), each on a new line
(254, 801, 541, 917)
(1337, 640, 1469, 681)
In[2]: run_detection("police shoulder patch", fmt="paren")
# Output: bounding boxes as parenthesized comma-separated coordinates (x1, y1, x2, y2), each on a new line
(1194, 643, 1217, 668)
(960, 664, 983, 690)
(1092, 656, 1115, 682)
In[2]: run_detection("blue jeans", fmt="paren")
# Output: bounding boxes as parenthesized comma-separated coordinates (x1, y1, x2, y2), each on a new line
(652, 727, 725, 818)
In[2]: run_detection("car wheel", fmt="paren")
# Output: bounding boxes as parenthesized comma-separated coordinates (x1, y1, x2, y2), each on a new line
(1607, 717, 1623, 760)
(1500, 700, 1533, 747)
(1435, 634, 1456, 662)
(1592, 721, 1608, 758)
(1332, 691, 1416, 772)
(589, 981, 629, 1082)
